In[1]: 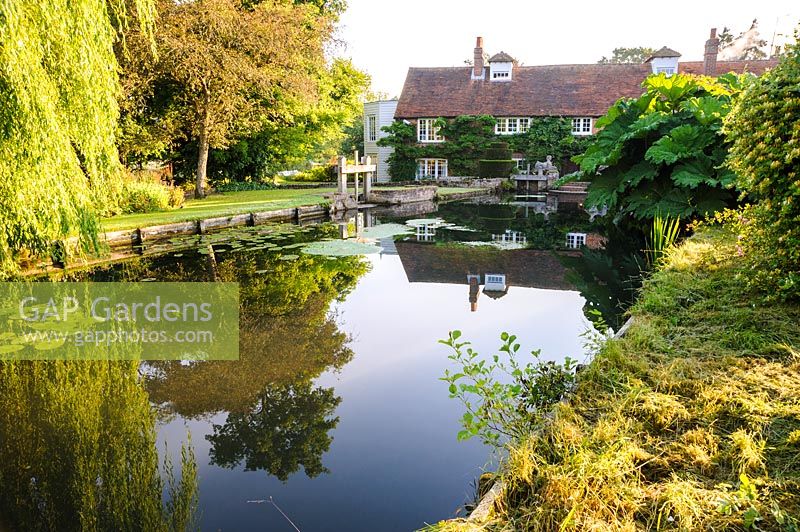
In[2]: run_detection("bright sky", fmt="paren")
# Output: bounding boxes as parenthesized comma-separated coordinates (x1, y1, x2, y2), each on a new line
(335, 0, 799, 96)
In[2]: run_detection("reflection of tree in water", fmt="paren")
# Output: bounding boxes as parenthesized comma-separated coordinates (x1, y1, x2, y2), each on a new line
(208, 381, 341, 481)
(0, 361, 197, 531)
(84, 239, 370, 481)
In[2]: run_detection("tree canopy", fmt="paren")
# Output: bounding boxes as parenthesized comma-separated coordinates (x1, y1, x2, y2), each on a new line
(0, 0, 154, 274)
(598, 47, 655, 64)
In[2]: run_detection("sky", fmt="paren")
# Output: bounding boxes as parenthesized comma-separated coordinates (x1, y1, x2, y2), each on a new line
(335, 0, 799, 97)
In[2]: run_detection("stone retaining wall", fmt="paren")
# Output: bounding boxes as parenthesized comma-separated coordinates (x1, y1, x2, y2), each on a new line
(368, 186, 437, 205)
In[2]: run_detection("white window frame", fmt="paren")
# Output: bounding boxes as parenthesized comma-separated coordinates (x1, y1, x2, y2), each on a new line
(571, 118, 593, 136)
(486, 274, 505, 284)
(417, 118, 444, 143)
(492, 71, 510, 79)
(512, 158, 526, 171)
(656, 66, 676, 76)
(417, 158, 448, 180)
(367, 115, 377, 142)
(566, 232, 587, 249)
(495, 117, 529, 135)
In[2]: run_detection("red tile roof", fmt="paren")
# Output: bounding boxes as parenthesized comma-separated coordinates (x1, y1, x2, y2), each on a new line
(679, 59, 779, 76)
(395, 64, 652, 118)
(394, 59, 779, 119)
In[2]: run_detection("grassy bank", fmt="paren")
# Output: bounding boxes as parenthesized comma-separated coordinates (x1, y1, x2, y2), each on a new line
(434, 225, 800, 531)
(102, 186, 485, 232)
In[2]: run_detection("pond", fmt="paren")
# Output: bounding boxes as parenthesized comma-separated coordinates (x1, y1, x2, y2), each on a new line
(0, 197, 640, 531)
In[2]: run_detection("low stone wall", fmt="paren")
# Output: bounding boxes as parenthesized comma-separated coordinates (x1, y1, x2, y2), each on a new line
(368, 186, 437, 205)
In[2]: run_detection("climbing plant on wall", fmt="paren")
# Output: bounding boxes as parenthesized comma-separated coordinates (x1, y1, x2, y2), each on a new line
(0, 0, 155, 274)
(378, 115, 583, 181)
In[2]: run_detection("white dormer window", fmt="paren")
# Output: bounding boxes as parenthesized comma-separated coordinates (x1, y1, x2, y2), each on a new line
(571, 118, 593, 136)
(488, 53, 514, 82)
(656, 66, 675, 76)
(492, 71, 509, 79)
(417, 118, 444, 143)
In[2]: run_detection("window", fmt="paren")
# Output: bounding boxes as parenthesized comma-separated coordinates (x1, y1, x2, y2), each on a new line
(492, 71, 510, 79)
(571, 118, 593, 136)
(486, 274, 505, 284)
(495, 117, 529, 135)
(417, 158, 448, 179)
(565, 232, 587, 249)
(367, 115, 377, 142)
(656, 66, 675, 76)
(417, 119, 443, 143)
(513, 158, 526, 171)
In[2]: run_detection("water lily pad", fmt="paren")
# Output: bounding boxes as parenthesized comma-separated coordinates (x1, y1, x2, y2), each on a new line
(405, 218, 446, 228)
(302, 240, 381, 257)
(254, 269, 269, 274)
(360, 223, 412, 239)
(0, 344, 24, 355)
(279, 254, 299, 261)
(33, 338, 66, 351)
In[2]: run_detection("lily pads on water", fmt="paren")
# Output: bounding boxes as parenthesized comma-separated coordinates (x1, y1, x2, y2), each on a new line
(279, 254, 299, 261)
(302, 240, 381, 257)
(359, 223, 412, 239)
(405, 218, 446, 227)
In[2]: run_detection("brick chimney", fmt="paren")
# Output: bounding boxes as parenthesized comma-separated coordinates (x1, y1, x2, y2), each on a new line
(703, 28, 720, 77)
(472, 36, 485, 79)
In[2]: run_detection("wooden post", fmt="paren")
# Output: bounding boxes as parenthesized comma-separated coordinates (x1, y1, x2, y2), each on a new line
(364, 156, 372, 202)
(354, 171, 359, 203)
(337, 156, 347, 193)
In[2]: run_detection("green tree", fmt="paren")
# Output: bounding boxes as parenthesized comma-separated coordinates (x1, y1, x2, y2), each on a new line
(0, 0, 154, 274)
(378, 120, 422, 180)
(725, 34, 800, 300)
(508, 117, 590, 170)
(598, 47, 656, 64)
(575, 73, 747, 226)
(143, 0, 329, 197)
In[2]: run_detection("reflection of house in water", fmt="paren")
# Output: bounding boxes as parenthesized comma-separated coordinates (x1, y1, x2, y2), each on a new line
(396, 242, 575, 312)
(491, 230, 526, 246)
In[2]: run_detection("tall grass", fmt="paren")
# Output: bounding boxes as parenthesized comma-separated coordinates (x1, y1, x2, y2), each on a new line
(646, 214, 681, 267)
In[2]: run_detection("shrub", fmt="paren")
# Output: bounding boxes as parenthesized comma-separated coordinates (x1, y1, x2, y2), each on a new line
(478, 142, 515, 178)
(575, 73, 748, 228)
(725, 36, 800, 300)
(294, 165, 336, 182)
(119, 181, 171, 214)
(214, 181, 275, 193)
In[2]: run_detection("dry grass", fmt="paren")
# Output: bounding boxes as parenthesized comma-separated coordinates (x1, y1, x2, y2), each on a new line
(426, 226, 800, 531)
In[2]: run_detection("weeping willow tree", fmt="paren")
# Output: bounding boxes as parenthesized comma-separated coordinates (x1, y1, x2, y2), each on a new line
(0, 0, 154, 274)
(0, 360, 198, 531)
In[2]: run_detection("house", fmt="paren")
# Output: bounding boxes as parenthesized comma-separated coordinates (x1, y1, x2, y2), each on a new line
(362, 99, 398, 182)
(367, 30, 778, 181)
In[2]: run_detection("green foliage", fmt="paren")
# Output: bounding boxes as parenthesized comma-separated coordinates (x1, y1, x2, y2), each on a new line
(576, 73, 747, 226)
(646, 214, 681, 266)
(598, 46, 656, 64)
(294, 165, 336, 182)
(0, 361, 197, 530)
(507, 116, 590, 167)
(440, 331, 577, 446)
(379, 115, 583, 180)
(478, 142, 514, 178)
(0, 0, 155, 274)
(118, 181, 172, 213)
(214, 180, 276, 193)
(378, 120, 420, 180)
(725, 37, 800, 300)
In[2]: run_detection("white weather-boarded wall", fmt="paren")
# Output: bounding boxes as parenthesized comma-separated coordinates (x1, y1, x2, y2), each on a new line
(363, 100, 397, 182)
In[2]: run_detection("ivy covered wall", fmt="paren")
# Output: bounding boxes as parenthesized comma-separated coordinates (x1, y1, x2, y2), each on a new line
(378, 115, 591, 181)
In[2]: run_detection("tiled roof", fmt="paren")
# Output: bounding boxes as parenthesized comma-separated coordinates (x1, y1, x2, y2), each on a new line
(394, 59, 780, 119)
(489, 51, 515, 63)
(646, 46, 682, 61)
(394, 64, 652, 118)
(679, 59, 779, 76)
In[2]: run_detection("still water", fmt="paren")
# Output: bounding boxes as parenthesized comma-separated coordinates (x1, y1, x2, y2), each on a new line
(0, 198, 630, 531)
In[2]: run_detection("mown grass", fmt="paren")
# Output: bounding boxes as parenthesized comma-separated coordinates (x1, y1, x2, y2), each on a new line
(429, 225, 800, 531)
(101, 186, 483, 232)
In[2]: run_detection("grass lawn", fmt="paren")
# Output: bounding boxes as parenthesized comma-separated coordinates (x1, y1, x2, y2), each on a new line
(101, 186, 487, 232)
(101, 187, 336, 232)
(433, 225, 800, 531)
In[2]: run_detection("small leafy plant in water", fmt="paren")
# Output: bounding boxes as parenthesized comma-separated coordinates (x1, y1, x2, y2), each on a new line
(440, 331, 577, 447)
